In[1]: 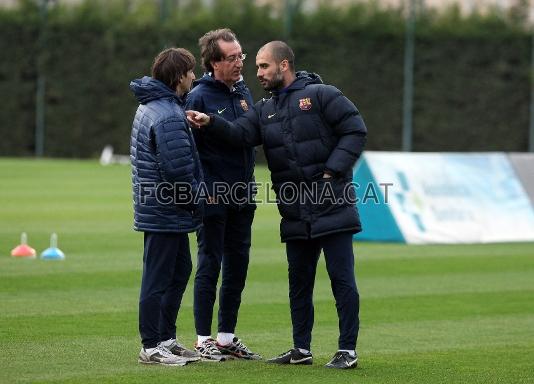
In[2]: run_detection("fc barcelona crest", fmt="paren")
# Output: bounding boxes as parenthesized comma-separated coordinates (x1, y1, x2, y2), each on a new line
(240, 99, 249, 111)
(299, 98, 312, 111)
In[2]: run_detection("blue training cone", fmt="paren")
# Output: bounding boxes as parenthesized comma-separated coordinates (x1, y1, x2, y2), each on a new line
(40, 233, 65, 260)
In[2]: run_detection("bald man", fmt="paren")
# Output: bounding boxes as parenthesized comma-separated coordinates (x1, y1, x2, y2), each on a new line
(187, 41, 367, 369)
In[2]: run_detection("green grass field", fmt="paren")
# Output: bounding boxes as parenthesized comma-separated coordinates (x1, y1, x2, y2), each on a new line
(1, 159, 533, 384)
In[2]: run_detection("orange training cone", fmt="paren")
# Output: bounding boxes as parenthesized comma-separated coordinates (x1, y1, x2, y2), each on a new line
(11, 232, 37, 258)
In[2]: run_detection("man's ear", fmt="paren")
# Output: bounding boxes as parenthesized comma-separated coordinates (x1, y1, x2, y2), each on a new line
(175, 75, 184, 93)
(211, 60, 219, 71)
(280, 59, 289, 73)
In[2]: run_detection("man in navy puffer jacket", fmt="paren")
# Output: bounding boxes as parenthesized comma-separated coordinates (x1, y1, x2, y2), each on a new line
(130, 48, 203, 366)
(188, 41, 367, 370)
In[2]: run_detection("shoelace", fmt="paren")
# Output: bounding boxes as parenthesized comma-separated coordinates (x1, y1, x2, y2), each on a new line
(333, 352, 351, 364)
(276, 349, 293, 358)
(155, 345, 175, 358)
(170, 340, 186, 350)
(202, 339, 220, 354)
(234, 339, 252, 353)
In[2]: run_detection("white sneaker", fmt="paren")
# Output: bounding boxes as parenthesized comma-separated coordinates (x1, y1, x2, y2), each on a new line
(216, 337, 262, 360)
(161, 339, 201, 362)
(138, 345, 188, 366)
(194, 338, 226, 362)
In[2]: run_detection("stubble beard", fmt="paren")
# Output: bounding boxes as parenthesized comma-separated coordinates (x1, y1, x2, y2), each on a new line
(263, 69, 284, 91)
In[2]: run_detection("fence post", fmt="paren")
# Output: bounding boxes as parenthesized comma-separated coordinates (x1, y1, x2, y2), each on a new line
(529, 31, 534, 152)
(35, 0, 49, 157)
(402, 0, 416, 152)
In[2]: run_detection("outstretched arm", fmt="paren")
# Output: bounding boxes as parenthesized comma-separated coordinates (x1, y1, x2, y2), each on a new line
(187, 105, 263, 148)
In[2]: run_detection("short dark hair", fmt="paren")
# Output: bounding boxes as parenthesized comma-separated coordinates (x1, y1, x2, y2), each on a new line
(198, 28, 238, 73)
(151, 48, 196, 90)
(261, 41, 295, 73)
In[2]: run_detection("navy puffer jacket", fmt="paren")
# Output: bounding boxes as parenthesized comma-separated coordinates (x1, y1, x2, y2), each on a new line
(207, 72, 367, 242)
(130, 76, 203, 233)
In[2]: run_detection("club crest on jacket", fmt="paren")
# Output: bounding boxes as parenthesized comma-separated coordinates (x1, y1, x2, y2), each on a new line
(240, 99, 249, 111)
(299, 97, 312, 111)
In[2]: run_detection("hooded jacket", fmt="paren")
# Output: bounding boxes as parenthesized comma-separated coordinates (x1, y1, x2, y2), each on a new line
(185, 74, 255, 212)
(130, 76, 203, 233)
(207, 71, 367, 242)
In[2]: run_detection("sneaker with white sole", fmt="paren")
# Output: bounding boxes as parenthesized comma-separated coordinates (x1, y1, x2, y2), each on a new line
(266, 348, 312, 365)
(325, 351, 358, 369)
(194, 338, 226, 362)
(138, 345, 188, 366)
(216, 337, 262, 360)
(161, 339, 201, 362)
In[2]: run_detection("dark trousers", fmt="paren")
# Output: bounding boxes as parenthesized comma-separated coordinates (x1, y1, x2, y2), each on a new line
(286, 231, 359, 351)
(139, 232, 192, 348)
(193, 207, 254, 336)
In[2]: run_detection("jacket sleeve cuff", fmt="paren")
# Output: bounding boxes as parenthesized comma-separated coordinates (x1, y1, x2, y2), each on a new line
(207, 113, 219, 127)
(323, 167, 336, 177)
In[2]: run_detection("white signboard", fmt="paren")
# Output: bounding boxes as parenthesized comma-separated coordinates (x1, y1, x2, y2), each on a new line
(365, 152, 534, 244)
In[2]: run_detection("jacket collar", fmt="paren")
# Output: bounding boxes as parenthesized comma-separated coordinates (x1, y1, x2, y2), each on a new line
(130, 76, 183, 105)
(271, 71, 323, 97)
(191, 73, 247, 95)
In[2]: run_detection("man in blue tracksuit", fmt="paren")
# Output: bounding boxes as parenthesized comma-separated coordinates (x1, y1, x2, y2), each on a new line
(185, 29, 260, 361)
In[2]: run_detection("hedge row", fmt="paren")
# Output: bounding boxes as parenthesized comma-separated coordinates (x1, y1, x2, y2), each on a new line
(0, 0, 531, 158)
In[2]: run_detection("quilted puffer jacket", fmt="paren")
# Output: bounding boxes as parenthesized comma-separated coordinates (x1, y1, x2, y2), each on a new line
(206, 71, 367, 242)
(130, 76, 203, 233)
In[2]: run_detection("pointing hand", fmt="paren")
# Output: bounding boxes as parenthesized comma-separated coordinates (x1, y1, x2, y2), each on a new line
(186, 110, 210, 128)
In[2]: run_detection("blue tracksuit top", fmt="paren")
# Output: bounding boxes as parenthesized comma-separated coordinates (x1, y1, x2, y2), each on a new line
(185, 74, 255, 204)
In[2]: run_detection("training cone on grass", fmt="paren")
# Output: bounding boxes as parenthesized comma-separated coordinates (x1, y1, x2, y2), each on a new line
(11, 232, 37, 258)
(40, 233, 65, 260)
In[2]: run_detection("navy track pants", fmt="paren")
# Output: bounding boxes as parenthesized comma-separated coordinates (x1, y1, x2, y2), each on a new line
(286, 231, 359, 351)
(139, 232, 192, 348)
(193, 207, 254, 336)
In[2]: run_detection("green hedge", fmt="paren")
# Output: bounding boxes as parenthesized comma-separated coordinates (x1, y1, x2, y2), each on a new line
(0, 0, 531, 157)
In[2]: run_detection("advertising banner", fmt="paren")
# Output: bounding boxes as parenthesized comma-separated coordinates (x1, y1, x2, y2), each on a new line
(354, 152, 534, 243)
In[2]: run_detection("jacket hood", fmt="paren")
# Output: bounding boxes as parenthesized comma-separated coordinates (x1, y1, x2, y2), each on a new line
(130, 76, 183, 105)
(276, 71, 323, 94)
(191, 73, 248, 94)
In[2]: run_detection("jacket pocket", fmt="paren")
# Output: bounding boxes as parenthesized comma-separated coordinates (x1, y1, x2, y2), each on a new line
(314, 177, 348, 217)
